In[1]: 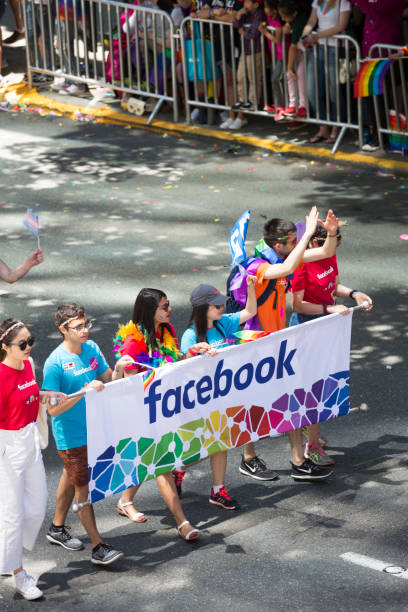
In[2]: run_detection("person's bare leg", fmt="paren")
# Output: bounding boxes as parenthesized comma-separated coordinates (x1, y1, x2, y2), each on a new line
(75, 484, 102, 548)
(53, 468, 74, 526)
(9, 0, 24, 32)
(288, 429, 304, 466)
(117, 484, 145, 520)
(305, 423, 320, 446)
(210, 451, 227, 487)
(155, 472, 199, 538)
(243, 442, 256, 462)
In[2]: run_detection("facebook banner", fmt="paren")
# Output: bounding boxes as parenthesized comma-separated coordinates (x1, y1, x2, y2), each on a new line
(86, 313, 352, 503)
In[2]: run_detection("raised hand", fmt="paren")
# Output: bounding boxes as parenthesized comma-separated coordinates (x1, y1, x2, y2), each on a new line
(318, 209, 338, 236)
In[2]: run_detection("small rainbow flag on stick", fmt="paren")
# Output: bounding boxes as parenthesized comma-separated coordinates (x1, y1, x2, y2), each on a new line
(233, 330, 271, 343)
(353, 59, 393, 98)
(23, 207, 40, 249)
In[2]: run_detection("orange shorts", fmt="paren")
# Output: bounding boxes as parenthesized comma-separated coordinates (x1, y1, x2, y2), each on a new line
(57, 445, 89, 487)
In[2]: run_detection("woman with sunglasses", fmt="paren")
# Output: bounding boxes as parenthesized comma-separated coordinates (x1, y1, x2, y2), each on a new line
(176, 278, 257, 509)
(289, 225, 373, 465)
(114, 288, 215, 541)
(0, 318, 64, 600)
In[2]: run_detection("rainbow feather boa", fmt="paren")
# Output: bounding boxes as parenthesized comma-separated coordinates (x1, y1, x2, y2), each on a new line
(113, 321, 180, 368)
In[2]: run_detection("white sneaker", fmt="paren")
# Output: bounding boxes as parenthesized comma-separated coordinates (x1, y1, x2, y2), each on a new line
(361, 142, 380, 152)
(220, 117, 235, 129)
(190, 108, 200, 123)
(60, 83, 87, 96)
(15, 570, 43, 601)
(51, 78, 67, 91)
(229, 118, 248, 130)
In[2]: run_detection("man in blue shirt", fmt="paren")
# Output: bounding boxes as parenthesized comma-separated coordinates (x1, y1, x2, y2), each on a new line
(43, 303, 132, 566)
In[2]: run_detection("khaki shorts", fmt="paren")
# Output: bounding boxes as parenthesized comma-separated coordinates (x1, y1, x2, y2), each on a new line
(57, 444, 89, 487)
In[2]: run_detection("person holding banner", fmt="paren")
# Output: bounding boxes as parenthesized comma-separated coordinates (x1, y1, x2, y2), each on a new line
(290, 224, 372, 466)
(0, 318, 63, 600)
(228, 206, 338, 480)
(42, 303, 132, 565)
(176, 279, 258, 508)
(115, 288, 215, 540)
(0, 250, 43, 284)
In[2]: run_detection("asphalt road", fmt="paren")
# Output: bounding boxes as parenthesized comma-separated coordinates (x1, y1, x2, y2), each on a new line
(0, 109, 408, 612)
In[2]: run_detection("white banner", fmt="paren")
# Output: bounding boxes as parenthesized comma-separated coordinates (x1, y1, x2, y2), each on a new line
(86, 312, 353, 502)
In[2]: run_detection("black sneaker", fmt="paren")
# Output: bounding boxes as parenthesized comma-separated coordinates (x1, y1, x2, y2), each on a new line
(209, 486, 240, 510)
(172, 469, 186, 497)
(232, 101, 244, 111)
(290, 458, 333, 481)
(241, 101, 254, 109)
(46, 525, 84, 551)
(239, 456, 279, 481)
(91, 542, 124, 565)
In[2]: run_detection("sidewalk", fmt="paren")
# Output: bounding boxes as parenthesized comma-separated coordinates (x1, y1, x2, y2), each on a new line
(1, 9, 408, 173)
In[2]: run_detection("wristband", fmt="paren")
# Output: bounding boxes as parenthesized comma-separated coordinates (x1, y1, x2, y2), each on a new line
(349, 289, 358, 299)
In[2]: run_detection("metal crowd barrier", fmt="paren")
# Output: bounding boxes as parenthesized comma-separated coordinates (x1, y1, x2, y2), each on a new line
(179, 17, 363, 153)
(23, 3, 407, 156)
(368, 43, 408, 152)
(22, 0, 179, 123)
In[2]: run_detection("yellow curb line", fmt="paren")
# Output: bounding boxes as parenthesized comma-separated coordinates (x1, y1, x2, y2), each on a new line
(4, 83, 408, 172)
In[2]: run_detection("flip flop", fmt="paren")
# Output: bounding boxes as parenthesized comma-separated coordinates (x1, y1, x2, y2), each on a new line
(117, 500, 147, 523)
(326, 136, 337, 144)
(309, 134, 327, 144)
(177, 520, 201, 541)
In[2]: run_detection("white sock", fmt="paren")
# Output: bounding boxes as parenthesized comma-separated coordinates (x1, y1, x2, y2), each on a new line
(212, 484, 224, 494)
(17, 27, 25, 33)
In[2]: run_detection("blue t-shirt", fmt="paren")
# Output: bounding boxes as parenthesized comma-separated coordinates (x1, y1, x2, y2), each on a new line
(42, 340, 109, 450)
(180, 312, 241, 353)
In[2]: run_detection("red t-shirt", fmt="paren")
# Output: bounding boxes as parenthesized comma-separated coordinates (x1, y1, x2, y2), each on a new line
(0, 360, 40, 430)
(291, 254, 338, 305)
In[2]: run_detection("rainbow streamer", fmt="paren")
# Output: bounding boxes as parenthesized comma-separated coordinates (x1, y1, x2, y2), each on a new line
(233, 330, 271, 344)
(142, 368, 156, 391)
(353, 59, 393, 98)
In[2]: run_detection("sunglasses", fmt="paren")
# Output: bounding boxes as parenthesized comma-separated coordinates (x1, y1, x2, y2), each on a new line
(10, 336, 35, 351)
(160, 302, 170, 312)
(214, 304, 224, 310)
(317, 234, 341, 244)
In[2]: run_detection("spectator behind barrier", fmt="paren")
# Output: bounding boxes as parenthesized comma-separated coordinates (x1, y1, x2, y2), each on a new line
(302, 0, 351, 145)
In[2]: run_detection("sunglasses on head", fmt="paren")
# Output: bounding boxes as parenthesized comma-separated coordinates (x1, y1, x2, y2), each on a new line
(10, 336, 35, 351)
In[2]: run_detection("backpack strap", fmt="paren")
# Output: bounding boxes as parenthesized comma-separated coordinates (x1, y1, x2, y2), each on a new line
(256, 278, 277, 308)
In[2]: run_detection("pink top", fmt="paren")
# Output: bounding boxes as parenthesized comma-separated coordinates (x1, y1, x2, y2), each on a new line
(267, 17, 288, 61)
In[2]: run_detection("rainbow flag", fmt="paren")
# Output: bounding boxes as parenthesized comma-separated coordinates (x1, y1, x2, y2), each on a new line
(388, 111, 408, 152)
(354, 59, 393, 98)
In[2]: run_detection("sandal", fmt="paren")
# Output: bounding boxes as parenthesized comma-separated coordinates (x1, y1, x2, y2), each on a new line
(177, 520, 201, 542)
(117, 500, 147, 523)
(326, 135, 337, 144)
(309, 133, 328, 144)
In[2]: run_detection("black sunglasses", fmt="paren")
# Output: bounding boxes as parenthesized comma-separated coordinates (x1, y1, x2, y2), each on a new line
(10, 336, 35, 351)
(160, 302, 170, 312)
